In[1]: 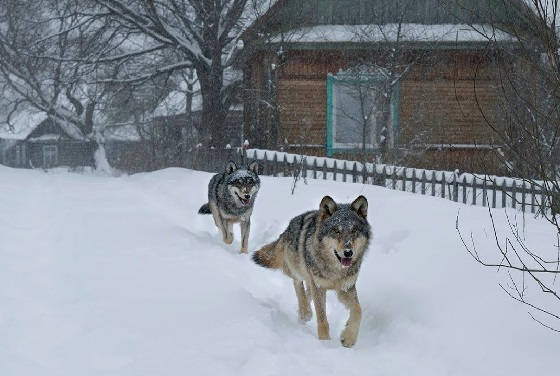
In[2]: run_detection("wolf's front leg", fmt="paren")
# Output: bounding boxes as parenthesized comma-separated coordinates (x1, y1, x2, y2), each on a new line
(293, 280, 312, 322)
(210, 203, 228, 241)
(240, 219, 250, 253)
(337, 286, 362, 347)
(309, 280, 330, 340)
(224, 220, 234, 244)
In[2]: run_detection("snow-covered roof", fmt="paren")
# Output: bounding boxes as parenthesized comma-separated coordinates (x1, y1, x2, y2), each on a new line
(27, 134, 62, 142)
(270, 24, 516, 44)
(104, 123, 142, 142)
(0, 110, 48, 140)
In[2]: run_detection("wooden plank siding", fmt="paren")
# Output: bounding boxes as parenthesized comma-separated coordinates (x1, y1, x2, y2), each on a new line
(244, 48, 507, 173)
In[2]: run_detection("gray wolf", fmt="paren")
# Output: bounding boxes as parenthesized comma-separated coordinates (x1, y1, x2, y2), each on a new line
(198, 160, 260, 253)
(252, 195, 370, 347)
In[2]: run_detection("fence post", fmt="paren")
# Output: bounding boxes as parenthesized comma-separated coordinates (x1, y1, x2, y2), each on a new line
(362, 162, 367, 184)
(421, 170, 426, 195)
(472, 177, 477, 205)
(530, 182, 536, 214)
(322, 159, 327, 180)
(282, 154, 288, 176)
(453, 172, 458, 202)
(401, 168, 407, 191)
(263, 151, 268, 175)
(342, 161, 347, 183)
(301, 156, 307, 180)
(521, 181, 527, 213)
(412, 168, 417, 194)
(482, 176, 487, 207)
(440, 171, 446, 199)
(392, 167, 397, 190)
(491, 179, 497, 208)
(511, 181, 517, 209)
(353, 162, 358, 183)
(272, 152, 278, 177)
(333, 161, 338, 182)
(313, 158, 317, 180)
(541, 187, 547, 216)
(462, 176, 467, 204)
(501, 179, 507, 208)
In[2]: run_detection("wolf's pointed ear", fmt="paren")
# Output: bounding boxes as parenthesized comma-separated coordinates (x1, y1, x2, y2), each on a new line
(225, 161, 237, 174)
(351, 195, 368, 219)
(319, 196, 337, 218)
(248, 160, 259, 174)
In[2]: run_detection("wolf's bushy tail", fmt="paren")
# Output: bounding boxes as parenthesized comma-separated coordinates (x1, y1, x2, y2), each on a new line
(198, 203, 211, 214)
(252, 239, 283, 269)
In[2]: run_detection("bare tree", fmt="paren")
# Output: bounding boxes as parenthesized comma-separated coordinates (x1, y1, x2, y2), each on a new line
(92, 0, 249, 147)
(0, 0, 131, 168)
(448, 0, 560, 331)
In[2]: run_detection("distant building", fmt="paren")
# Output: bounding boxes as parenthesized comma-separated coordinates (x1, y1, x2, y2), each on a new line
(0, 114, 95, 169)
(154, 89, 244, 148)
(241, 0, 537, 173)
(0, 113, 150, 172)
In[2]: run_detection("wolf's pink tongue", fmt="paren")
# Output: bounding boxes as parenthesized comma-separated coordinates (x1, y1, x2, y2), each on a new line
(341, 257, 352, 267)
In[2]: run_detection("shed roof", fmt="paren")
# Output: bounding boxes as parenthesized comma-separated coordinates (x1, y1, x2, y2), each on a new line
(245, 0, 536, 44)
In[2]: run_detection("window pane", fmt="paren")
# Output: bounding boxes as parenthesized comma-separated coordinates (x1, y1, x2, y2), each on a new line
(333, 80, 375, 146)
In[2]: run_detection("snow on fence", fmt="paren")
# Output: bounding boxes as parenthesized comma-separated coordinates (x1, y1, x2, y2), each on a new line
(184, 147, 548, 215)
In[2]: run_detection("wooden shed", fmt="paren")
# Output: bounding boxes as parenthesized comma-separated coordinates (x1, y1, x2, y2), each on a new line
(241, 0, 537, 173)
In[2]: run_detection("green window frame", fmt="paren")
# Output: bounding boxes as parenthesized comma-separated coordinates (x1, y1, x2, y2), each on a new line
(326, 72, 400, 157)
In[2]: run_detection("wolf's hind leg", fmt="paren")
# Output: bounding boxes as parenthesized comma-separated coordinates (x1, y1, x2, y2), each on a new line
(309, 281, 330, 340)
(337, 286, 362, 348)
(293, 280, 312, 323)
(240, 219, 250, 253)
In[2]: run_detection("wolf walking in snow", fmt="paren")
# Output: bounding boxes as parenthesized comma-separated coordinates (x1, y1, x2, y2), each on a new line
(252, 195, 370, 347)
(198, 160, 260, 253)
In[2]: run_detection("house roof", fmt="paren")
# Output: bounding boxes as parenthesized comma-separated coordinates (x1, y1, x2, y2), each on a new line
(244, 0, 537, 47)
(104, 123, 142, 142)
(0, 111, 48, 140)
(269, 23, 516, 45)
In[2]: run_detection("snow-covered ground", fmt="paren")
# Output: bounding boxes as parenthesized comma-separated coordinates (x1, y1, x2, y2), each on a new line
(0, 166, 558, 376)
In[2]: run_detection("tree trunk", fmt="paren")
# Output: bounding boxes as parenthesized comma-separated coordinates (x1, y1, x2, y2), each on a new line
(198, 60, 228, 148)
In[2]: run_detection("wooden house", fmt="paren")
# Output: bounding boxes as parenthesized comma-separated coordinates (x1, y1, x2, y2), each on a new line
(241, 0, 537, 173)
(0, 116, 95, 169)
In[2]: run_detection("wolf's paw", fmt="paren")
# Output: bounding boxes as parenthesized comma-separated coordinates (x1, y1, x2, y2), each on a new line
(340, 327, 358, 348)
(298, 309, 312, 323)
(317, 323, 330, 340)
(223, 235, 234, 244)
(239, 247, 248, 254)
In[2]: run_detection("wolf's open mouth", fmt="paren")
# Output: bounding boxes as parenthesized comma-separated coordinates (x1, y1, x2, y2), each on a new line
(236, 193, 251, 206)
(334, 251, 352, 268)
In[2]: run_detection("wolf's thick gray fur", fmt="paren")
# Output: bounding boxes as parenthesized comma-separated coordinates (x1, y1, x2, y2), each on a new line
(253, 196, 370, 347)
(199, 160, 260, 253)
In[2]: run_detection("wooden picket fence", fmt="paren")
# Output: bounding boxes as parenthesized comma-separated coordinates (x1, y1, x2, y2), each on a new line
(184, 147, 549, 215)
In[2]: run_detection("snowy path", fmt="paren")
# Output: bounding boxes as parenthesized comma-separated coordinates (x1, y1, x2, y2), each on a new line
(0, 167, 558, 376)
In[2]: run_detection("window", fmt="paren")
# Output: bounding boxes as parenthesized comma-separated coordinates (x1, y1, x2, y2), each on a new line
(326, 72, 399, 156)
(15, 144, 26, 167)
(42, 144, 58, 168)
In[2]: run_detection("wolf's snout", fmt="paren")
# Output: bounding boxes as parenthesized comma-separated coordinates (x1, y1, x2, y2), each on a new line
(244, 194, 251, 199)
(343, 249, 353, 258)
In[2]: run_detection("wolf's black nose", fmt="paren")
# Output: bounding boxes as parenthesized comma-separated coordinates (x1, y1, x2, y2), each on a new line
(244, 194, 250, 199)
(344, 249, 353, 258)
